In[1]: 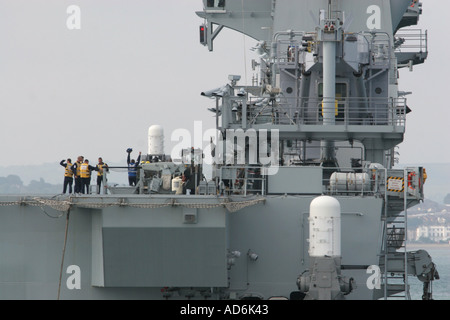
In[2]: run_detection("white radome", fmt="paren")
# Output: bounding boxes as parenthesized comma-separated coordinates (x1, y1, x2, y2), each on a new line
(148, 125, 164, 155)
(309, 196, 341, 257)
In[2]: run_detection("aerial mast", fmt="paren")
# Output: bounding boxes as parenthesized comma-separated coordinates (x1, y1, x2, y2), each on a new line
(320, 0, 340, 166)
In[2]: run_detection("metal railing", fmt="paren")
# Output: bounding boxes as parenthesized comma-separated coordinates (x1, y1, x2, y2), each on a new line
(217, 165, 384, 197)
(217, 165, 425, 199)
(323, 167, 383, 196)
(244, 96, 407, 127)
(395, 29, 428, 53)
(101, 166, 142, 195)
(219, 166, 266, 196)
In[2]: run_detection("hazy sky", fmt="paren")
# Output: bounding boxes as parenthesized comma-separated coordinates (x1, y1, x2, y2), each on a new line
(0, 0, 446, 167)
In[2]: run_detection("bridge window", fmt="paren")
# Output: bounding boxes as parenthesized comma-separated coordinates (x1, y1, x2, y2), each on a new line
(207, 0, 225, 8)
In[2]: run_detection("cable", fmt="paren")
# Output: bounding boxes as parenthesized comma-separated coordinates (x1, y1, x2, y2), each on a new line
(57, 209, 71, 300)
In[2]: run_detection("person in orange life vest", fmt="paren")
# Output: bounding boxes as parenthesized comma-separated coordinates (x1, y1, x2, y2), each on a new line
(96, 157, 109, 194)
(79, 159, 98, 194)
(60, 158, 74, 194)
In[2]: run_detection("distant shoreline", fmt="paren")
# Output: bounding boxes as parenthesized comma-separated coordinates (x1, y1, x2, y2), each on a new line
(407, 243, 450, 249)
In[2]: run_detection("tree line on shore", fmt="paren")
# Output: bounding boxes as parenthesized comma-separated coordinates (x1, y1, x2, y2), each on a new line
(0, 175, 61, 194)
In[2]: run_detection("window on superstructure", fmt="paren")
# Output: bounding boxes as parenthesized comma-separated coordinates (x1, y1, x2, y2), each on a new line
(207, 0, 225, 8)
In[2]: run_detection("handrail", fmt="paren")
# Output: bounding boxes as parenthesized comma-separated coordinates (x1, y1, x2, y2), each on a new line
(217, 165, 425, 199)
(219, 165, 266, 196)
(244, 96, 407, 127)
(395, 29, 428, 53)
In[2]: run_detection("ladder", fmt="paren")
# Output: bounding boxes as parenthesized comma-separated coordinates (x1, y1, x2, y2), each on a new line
(381, 169, 410, 300)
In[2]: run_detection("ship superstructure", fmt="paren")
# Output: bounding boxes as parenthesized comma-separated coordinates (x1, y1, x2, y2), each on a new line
(195, 0, 437, 300)
(0, 0, 438, 300)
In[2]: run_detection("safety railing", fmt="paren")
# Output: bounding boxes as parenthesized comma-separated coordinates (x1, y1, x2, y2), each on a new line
(276, 38, 305, 66)
(394, 29, 428, 53)
(216, 164, 425, 199)
(101, 166, 142, 195)
(325, 166, 426, 200)
(244, 96, 407, 127)
(323, 166, 385, 196)
(219, 166, 266, 196)
(217, 165, 385, 197)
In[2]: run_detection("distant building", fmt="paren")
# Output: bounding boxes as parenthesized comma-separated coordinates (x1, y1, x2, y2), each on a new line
(416, 225, 450, 242)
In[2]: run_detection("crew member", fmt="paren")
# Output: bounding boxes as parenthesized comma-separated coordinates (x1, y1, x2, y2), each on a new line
(96, 157, 109, 194)
(71, 156, 84, 193)
(80, 159, 98, 194)
(127, 149, 141, 186)
(60, 158, 74, 194)
(182, 167, 196, 195)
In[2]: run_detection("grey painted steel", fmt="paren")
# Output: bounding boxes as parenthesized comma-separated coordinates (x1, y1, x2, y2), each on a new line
(267, 167, 322, 194)
(0, 194, 383, 299)
(0, 0, 438, 300)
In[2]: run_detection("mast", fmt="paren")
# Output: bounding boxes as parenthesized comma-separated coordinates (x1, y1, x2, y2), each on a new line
(320, 0, 339, 166)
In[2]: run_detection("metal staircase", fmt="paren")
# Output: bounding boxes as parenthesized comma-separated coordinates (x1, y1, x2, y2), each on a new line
(377, 167, 439, 300)
(380, 169, 418, 300)
(382, 208, 410, 299)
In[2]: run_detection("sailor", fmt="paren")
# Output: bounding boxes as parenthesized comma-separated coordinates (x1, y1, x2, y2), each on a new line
(96, 157, 109, 194)
(182, 167, 196, 195)
(80, 159, 98, 194)
(127, 149, 141, 186)
(71, 156, 84, 193)
(60, 158, 74, 194)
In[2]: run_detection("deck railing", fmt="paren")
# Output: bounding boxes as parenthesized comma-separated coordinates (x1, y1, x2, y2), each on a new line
(243, 97, 407, 127)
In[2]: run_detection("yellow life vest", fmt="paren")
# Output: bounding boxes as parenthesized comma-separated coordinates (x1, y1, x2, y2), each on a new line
(65, 163, 73, 178)
(80, 163, 90, 178)
(97, 163, 106, 177)
(76, 161, 82, 177)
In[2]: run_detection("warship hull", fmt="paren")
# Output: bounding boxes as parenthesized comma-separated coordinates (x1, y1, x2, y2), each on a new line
(0, 193, 384, 300)
(0, 0, 439, 301)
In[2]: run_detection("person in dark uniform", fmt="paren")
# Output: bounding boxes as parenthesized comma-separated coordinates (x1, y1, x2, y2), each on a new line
(71, 156, 84, 193)
(60, 158, 74, 194)
(182, 167, 196, 195)
(127, 149, 141, 186)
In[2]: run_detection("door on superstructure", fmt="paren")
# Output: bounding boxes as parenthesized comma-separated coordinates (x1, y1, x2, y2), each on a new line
(317, 82, 349, 123)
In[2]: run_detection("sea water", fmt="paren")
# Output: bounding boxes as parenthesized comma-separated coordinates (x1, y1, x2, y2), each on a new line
(407, 244, 450, 300)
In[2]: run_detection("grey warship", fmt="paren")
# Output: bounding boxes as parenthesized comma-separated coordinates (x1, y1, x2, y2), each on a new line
(0, 0, 439, 300)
